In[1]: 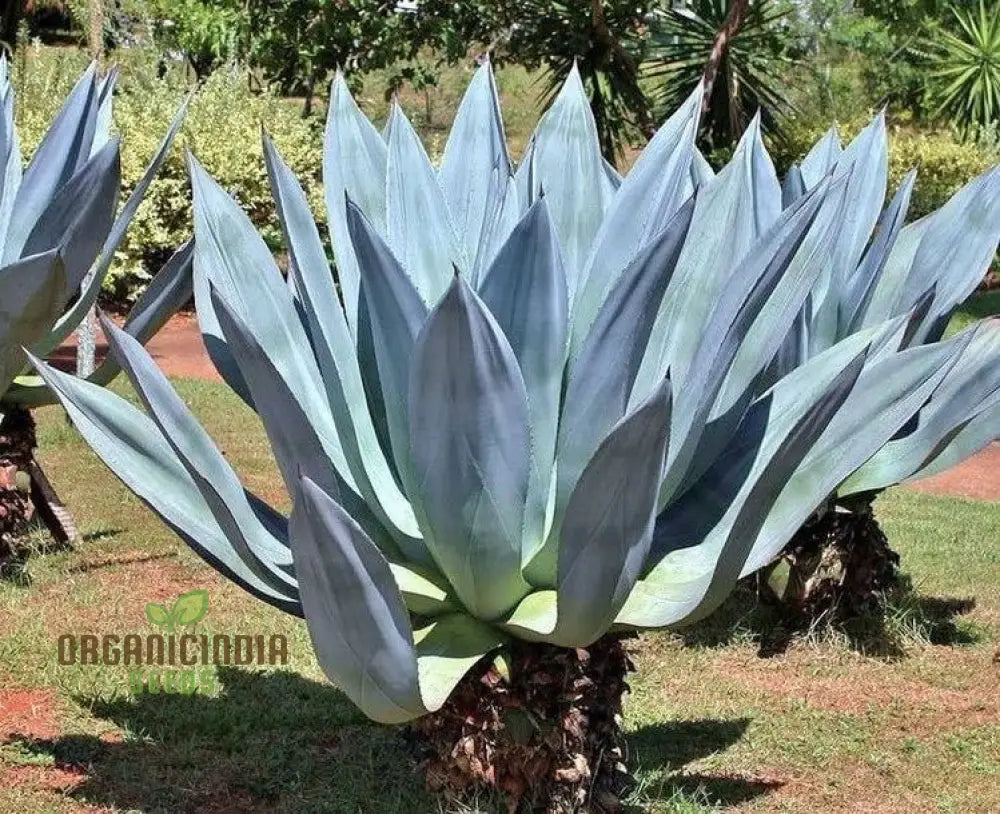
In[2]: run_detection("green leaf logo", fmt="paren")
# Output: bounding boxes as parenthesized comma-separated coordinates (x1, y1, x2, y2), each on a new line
(171, 589, 209, 627)
(145, 602, 171, 629)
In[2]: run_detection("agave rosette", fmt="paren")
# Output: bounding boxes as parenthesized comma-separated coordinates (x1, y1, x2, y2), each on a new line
(779, 122, 1000, 500)
(0, 57, 191, 410)
(32, 62, 1000, 723)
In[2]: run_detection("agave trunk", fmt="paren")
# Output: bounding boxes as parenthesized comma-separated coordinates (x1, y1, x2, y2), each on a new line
(0, 407, 36, 556)
(410, 636, 634, 813)
(759, 495, 900, 619)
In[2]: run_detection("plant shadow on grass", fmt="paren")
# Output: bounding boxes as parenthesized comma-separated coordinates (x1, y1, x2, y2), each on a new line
(627, 718, 781, 809)
(0, 525, 122, 587)
(1, 668, 768, 813)
(679, 578, 981, 661)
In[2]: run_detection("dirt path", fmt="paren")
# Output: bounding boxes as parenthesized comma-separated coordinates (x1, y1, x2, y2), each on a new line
(52, 315, 1000, 503)
(51, 313, 221, 381)
(907, 443, 1000, 502)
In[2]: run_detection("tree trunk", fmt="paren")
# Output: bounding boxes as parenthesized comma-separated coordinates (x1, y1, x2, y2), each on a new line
(410, 636, 635, 813)
(0, 408, 78, 559)
(701, 0, 749, 114)
(758, 495, 900, 620)
(0, 408, 37, 557)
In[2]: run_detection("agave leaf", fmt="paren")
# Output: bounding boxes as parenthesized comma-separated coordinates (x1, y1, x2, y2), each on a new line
(572, 84, 700, 347)
(0, 88, 20, 252)
(740, 333, 969, 575)
(518, 64, 614, 299)
(781, 164, 805, 206)
(33, 101, 189, 359)
(499, 590, 559, 642)
(478, 198, 568, 561)
(841, 322, 1000, 493)
(535, 198, 695, 586)
(414, 613, 506, 711)
(470, 169, 520, 284)
(83, 238, 195, 386)
(807, 115, 887, 351)
(439, 58, 511, 268)
(189, 156, 365, 506)
(907, 387, 1000, 480)
(385, 103, 461, 304)
(842, 170, 916, 336)
(6, 242, 194, 407)
(290, 476, 425, 724)
(323, 73, 388, 337)
(555, 379, 672, 646)
(392, 564, 456, 617)
(102, 315, 295, 592)
(798, 126, 841, 190)
(691, 148, 715, 186)
(636, 115, 781, 402)
(2, 64, 99, 264)
(712, 173, 851, 419)
(28, 354, 301, 614)
(192, 260, 254, 408)
(22, 139, 120, 295)
(619, 345, 866, 630)
(902, 166, 1000, 340)
(348, 199, 428, 499)
(264, 139, 422, 558)
(91, 69, 117, 156)
(863, 167, 1000, 335)
(0, 250, 65, 397)
(654, 180, 837, 504)
(212, 283, 426, 568)
(409, 277, 532, 620)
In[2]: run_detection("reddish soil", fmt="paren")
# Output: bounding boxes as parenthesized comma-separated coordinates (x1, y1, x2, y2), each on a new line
(50, 315, 1000, 502)
(906, 442, 1000, 503)
(51, 313, 220, 382)
(0, 689, 59, 741)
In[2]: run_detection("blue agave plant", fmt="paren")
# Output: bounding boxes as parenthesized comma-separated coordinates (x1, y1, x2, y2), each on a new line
(28, 60, 1000, 803)
(0, 57, 191, 412)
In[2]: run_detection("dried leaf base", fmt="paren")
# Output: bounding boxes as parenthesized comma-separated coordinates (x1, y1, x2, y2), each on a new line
(762, 497, 899, 620)
(410, 635, 635, 813)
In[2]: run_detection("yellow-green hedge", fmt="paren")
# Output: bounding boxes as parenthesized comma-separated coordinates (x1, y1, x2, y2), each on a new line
(774, 116, 1000, 220)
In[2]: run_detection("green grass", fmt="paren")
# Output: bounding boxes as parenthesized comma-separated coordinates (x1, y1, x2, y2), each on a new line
(1, 378, 998, 813)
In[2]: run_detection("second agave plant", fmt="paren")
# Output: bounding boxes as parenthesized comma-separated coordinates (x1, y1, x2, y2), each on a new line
(32, 62, 1000, 810)
(0, 58, 190, 550)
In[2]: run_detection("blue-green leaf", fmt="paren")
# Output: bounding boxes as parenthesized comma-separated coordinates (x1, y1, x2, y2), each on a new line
(439, 57, 510, 268)
(28, 353, 301, 615)
(290, 476, 424, 724)
(478, 198, 568, 561)
(385, 103, 461, 304)
(323, 73, 387, 337)
(556, 380, 672, 646)
(409, 277, 532, 620)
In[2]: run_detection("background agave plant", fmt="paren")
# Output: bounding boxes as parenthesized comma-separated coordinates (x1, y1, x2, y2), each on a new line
(31, 61, 998, 809)
(0, 57, 191, 549)
(767, 119, 1000, 616)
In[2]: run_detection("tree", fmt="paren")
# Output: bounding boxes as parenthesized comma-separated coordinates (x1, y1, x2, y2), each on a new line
(647, 0, 797, 151)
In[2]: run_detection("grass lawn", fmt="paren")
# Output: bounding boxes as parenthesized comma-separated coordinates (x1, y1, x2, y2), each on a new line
(947, 289, 1000, 336)
(0, 378, 998, 813)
